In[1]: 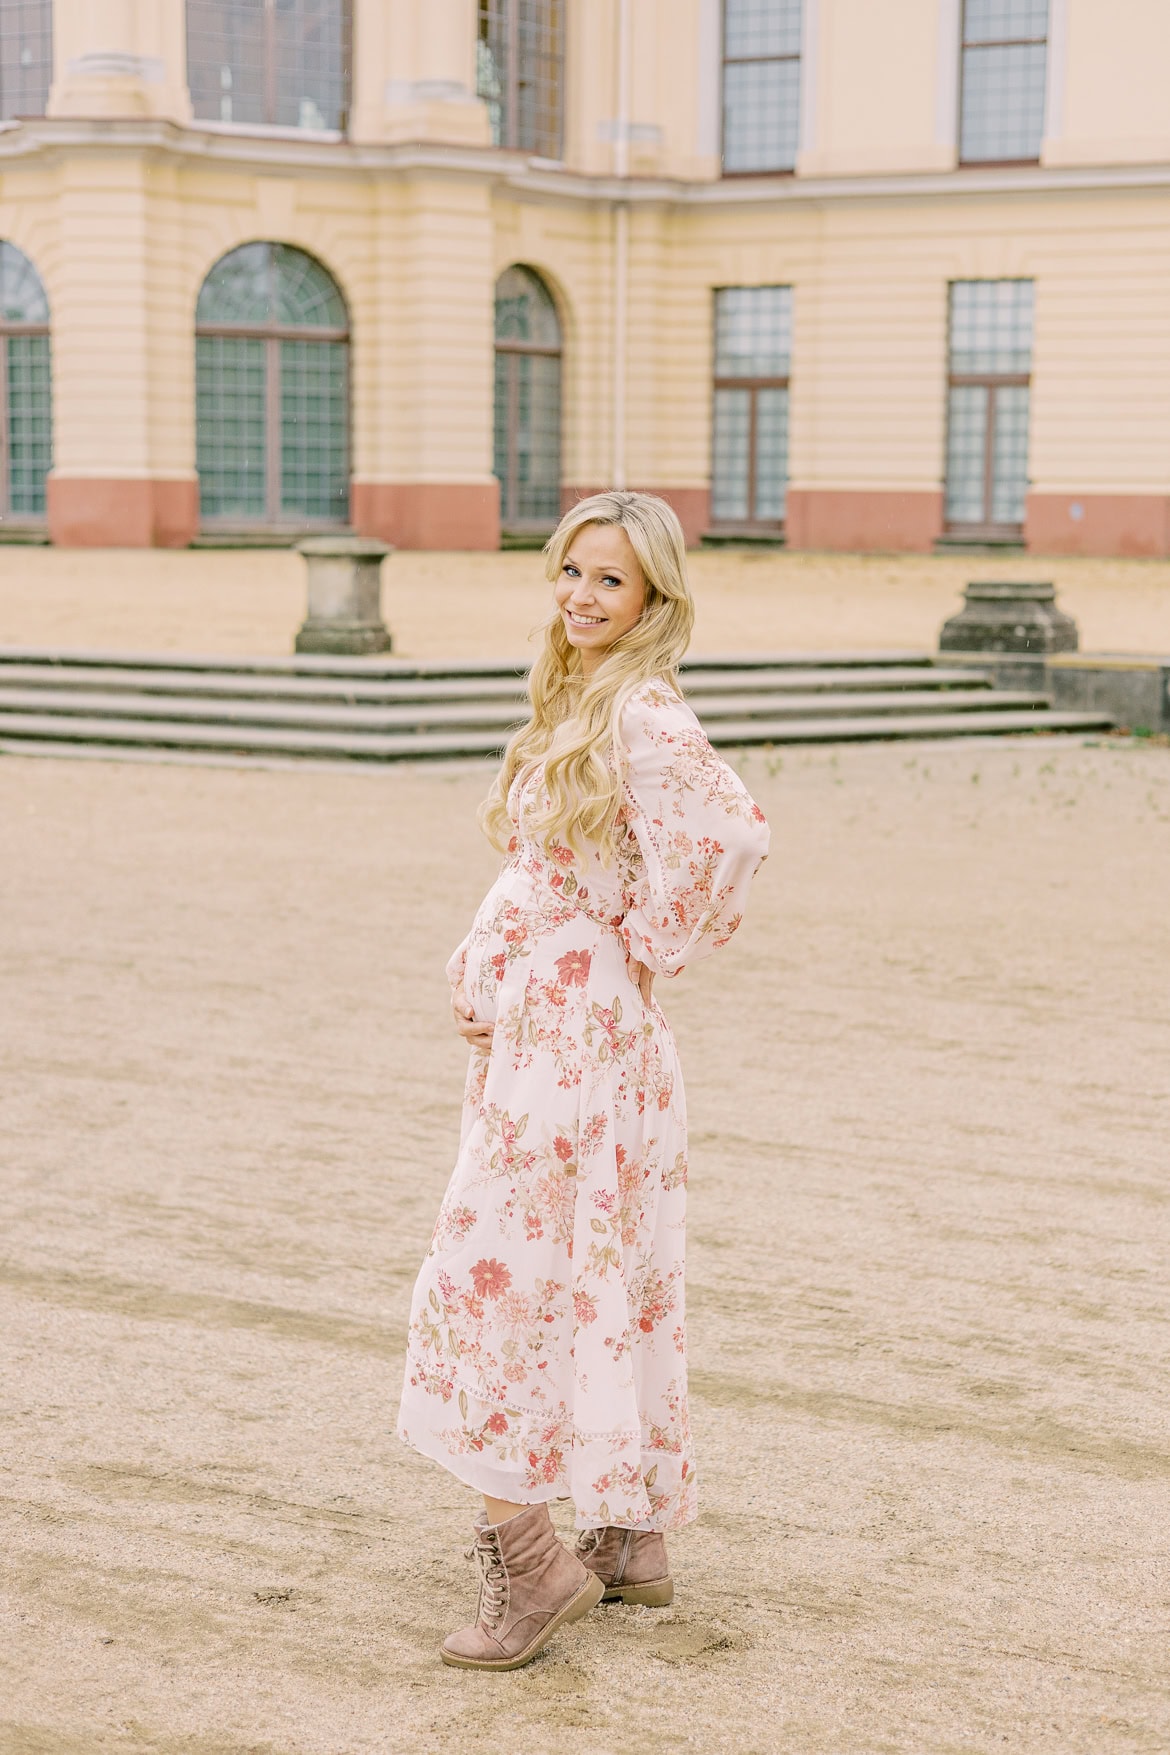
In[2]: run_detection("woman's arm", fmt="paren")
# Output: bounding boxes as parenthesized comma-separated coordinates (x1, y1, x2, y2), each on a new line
(618, 683, 770, 980)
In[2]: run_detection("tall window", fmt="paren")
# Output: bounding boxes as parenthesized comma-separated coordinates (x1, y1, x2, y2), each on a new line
(0, 0, 52, 118)
(945, 280, 1033, 538)
(959, 0, 1048, 165)
(195, 243, 349, 528)
(187, 1, 351, 131)
(722, 0, 802, 174)
(0, 242, 51, 523)
(711, 286, 791, 532)
(477, 0, 564, 158)
(493, 266, 561, 531)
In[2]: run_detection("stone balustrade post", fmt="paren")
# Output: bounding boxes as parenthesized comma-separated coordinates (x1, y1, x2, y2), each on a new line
(295, 536, 393, 655)
(940, 582, 1079, 655)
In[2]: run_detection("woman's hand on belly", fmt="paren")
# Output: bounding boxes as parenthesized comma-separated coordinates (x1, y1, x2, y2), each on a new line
(452, 982, 495, 1051)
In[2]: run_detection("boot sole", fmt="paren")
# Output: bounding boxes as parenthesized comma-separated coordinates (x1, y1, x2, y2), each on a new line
(440, 1571, 605, 1671)
(601, 1576, 674, 1607)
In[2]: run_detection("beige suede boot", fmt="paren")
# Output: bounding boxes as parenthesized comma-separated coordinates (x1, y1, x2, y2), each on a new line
(576, 1526, 674, 1606)
(441, 1503, 604, 1671)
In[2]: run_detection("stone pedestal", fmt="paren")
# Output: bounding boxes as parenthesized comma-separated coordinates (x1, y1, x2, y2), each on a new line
(939, 582, 1079, 655)
(295, 537, 393, 655)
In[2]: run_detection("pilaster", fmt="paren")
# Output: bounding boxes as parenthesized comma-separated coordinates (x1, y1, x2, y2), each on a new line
(48, 0, 191, 125)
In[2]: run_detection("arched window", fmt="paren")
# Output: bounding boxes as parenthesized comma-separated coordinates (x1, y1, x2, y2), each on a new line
(187, 1, 351, 132)
(493, 266, 561, 531)
(0, 241, 51, 523)
(477, 1, 564, 158)
(195, 242, 349, 528)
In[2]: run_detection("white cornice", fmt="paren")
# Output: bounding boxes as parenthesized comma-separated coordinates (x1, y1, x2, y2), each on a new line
(2, 117, 1170, 207)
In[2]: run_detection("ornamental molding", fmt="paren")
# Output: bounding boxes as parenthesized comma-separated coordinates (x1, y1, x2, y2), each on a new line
(2, 118, 1170, 209)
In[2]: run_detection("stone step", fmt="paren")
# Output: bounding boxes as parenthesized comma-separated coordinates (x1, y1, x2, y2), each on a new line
(0, 660, 994, 705)
(0, 683, 1032, 734)
(0, 644, 933, 679)
(0, 705, 1114, 763)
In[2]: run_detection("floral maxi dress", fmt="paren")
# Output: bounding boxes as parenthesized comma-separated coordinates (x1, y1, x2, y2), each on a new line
(398, 680, 770, 1531)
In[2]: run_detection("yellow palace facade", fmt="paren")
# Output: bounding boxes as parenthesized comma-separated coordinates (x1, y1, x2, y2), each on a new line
(1, 0, 1169, 554)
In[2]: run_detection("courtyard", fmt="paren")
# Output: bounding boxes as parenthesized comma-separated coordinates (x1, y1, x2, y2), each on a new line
(4, 544, 1170, 664)
(2, 700, 1168, 1751)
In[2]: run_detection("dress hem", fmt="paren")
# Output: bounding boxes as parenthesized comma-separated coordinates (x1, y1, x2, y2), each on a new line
(396, 1419, 698, 1533)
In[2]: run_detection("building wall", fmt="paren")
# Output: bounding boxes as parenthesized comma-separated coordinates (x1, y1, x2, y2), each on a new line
(1, 1, 1169, 552)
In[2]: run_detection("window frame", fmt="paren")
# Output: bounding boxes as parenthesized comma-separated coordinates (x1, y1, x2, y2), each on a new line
(958, 0, 1049, 168)
(0, 0, 53, 121)
(943, 280, 1033, 541)
(0, 250, 51, 526)
(194, 247, 351, 532)
(709, 286, 792, 536)
(493, 266, 563, 534)
(720, 0, 803, 178)
(477, 0, 565, 160)
(186, 0, 353, 136)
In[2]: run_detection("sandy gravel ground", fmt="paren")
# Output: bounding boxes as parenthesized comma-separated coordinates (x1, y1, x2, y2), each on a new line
(2, 732, 1169, 1755)
(2, 544, 1170, 660)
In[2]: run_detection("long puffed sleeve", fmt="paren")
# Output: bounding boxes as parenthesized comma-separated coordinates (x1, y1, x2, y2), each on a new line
(616, 681, 770, 978)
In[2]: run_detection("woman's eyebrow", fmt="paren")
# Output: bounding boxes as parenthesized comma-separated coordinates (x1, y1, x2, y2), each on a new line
(566, 555, 626, 577)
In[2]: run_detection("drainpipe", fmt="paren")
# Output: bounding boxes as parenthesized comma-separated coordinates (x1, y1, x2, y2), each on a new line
(612, 0, 631, 490)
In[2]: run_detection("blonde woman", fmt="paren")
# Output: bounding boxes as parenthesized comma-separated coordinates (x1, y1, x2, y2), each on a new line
(399, 491, 769, 1671)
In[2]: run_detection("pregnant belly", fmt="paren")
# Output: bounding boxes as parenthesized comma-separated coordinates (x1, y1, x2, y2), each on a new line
(461, 866, 628, 1030)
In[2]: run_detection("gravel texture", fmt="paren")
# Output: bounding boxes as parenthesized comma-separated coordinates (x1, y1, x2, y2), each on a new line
(2, 732, 1168, 1753)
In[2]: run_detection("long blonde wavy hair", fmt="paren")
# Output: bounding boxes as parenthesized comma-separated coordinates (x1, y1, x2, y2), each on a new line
(479, 491, 696, 860)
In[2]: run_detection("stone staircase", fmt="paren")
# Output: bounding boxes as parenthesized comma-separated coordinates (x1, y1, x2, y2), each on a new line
(0, 647, 1113, 764)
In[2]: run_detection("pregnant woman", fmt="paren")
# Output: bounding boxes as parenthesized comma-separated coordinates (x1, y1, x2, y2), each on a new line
(398, 491, 769, 1671)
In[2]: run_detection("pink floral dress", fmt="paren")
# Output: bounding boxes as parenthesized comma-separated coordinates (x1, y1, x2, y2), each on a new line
(398, 680, 769, 1531)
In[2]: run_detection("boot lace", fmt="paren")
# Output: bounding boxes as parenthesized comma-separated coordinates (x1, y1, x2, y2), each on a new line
(575, 1528, 603, 1559)
(467, 1530, 509, 1631)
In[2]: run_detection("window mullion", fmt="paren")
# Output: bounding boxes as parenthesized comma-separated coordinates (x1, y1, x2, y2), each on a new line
(264, 0, 277, 125)
(746, 388, 759, 523)
(981, 383, 997, 526)
(0, 335, 9, 517)
(266, 334, 282, 523)
(507, 0, 520, 150)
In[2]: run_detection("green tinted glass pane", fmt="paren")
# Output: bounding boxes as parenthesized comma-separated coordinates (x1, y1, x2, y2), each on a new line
(196, 242, 272, 325)
(510, 350, 560, 523)
(495, 265, 559, 347)
(711, 386, 750, 522)
(196, 333, 267, 518)
(0, 241, 49, 323)
(492, 349, 510, 493)
(280, 338, 348, 520)
(273, 245, 347, 328)
(754, 385, 788, 521)
(7, 332, 51, 514)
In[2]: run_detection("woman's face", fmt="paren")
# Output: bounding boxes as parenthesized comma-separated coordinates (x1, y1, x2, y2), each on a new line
(554, 522, 647, 672)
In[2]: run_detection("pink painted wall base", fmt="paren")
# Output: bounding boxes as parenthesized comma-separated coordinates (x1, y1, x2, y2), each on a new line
(47, 477, 199, 548)
(1025, 493, 1170, 557)
(352, 481, 501, 550)
(786, 489, 944, 553)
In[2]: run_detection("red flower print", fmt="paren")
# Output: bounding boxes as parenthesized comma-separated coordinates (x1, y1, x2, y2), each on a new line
(469, 1258, 512, 1299)
(550, 844, 575, 866)
(553, 1134, 575, 1162)
(484, 1411, 509, 1436)
(555, 949, 592, 987)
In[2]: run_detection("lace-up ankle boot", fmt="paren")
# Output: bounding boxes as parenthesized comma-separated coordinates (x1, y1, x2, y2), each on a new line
(576, 1526, 674, 1606)
(441, 1503, 604, 1671)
